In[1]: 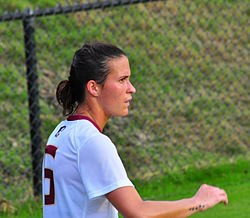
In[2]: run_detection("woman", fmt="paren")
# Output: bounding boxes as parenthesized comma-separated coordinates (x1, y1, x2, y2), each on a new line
(42, 42, 228, 218)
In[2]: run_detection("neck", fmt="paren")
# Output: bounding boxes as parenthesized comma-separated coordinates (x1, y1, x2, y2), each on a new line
(75, 104, 109, 132)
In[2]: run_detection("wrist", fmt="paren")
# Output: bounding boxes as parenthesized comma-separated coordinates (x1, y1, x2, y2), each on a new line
(189, 197, 205, 212)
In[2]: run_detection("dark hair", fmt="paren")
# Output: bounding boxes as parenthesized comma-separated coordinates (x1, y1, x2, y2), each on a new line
(56, 42, 126, 116)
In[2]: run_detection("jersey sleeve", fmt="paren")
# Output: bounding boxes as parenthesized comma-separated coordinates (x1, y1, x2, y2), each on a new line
(77, 134, 134, 199)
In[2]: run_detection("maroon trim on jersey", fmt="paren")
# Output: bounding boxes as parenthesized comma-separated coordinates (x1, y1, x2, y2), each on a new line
(67, 115, 102, 132)
(45, 145, 58, 159)
(45, 168, 55, 205)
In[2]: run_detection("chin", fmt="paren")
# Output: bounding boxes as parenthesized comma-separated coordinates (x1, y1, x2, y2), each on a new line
(121, 111, 129, 116)
(122, 108, 129, 116)
(114, 110, 129, 117)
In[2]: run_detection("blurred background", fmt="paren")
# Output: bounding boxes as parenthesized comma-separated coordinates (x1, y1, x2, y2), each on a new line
(0, 0, 249, 215)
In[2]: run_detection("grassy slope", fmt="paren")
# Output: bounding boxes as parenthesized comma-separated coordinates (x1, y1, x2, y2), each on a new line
(0, 0, 248, 169)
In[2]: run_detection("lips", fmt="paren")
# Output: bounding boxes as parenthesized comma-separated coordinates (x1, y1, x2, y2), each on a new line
(125, 98, 132, 103)
(125, 98, 132, 106)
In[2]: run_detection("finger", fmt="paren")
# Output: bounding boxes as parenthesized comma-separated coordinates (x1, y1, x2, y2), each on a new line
(225, 198, 228, 206)
(219, 190, 228, 205)
(219, 195, 228, 205)
(222, 192, 228, 205)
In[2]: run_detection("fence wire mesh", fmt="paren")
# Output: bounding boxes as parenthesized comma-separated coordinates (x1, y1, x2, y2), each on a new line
(0, 0, 249, 206)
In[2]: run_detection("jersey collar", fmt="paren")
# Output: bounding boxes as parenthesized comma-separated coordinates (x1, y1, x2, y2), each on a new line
(67, 115, 102, 133)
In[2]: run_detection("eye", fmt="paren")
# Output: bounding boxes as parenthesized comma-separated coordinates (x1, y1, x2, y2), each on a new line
(119, 77, 127, 83)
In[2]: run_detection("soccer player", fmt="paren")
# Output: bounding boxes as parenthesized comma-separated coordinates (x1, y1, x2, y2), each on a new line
(42, 42, 228, 217)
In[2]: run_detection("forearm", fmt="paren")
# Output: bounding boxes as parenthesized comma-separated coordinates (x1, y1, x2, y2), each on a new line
(138, 198, 203, 218)
(107, 185, 227, 218)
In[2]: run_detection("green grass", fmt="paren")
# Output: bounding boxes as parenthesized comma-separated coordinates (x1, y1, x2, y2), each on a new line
(1, 160, 249, 217)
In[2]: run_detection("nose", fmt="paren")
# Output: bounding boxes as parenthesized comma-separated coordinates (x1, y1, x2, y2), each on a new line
(127, 80, 136, 94)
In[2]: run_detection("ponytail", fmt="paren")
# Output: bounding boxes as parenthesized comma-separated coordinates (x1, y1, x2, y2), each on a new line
(56, 80, 76, 116)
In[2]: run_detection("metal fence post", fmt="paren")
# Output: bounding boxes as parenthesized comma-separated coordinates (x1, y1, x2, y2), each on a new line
(22, 9, 42, 197)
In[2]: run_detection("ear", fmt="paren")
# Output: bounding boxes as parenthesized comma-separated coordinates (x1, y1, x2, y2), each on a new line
(86, 80, 100, 97)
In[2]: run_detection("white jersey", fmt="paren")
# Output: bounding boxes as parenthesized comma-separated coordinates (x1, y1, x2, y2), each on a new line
(42, 115, 133, 218)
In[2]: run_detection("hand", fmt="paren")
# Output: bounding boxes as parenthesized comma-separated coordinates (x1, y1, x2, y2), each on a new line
(193, 184, 228, 211)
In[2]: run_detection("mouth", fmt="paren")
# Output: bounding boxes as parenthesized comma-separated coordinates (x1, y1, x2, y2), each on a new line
(125, 98, 132, 106)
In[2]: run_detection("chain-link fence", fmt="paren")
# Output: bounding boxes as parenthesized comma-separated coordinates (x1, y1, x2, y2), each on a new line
(0, 0, 249, 206)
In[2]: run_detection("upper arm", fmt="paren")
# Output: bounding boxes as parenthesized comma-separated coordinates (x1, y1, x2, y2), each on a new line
(106, 186, 144, 218)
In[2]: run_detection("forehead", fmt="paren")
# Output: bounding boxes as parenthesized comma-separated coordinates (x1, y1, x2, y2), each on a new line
(107, 55, 131, 77)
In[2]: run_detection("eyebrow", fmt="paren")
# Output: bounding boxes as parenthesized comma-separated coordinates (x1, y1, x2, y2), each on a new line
(119, 75, 130, 79)
(121, 75, 129, 79)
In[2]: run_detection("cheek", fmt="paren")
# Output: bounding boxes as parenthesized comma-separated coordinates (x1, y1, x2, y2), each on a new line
(102, 84, 123, 103)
